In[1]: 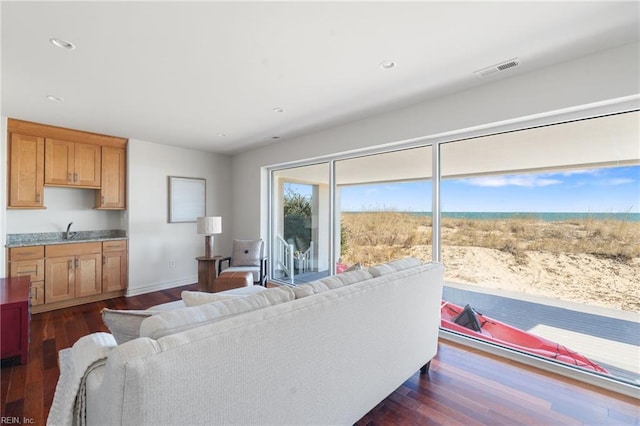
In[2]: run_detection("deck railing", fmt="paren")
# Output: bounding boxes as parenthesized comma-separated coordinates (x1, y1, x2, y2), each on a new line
(276, 235, 295, 283)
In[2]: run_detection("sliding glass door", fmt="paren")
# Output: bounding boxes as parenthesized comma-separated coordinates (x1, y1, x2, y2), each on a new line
(271, 163, 330, 283)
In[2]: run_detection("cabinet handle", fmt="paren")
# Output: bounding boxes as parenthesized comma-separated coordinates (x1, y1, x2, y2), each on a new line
(36, 193, 41, 203)
(76, 258, 80, 269)
(74, 173, 78, 182)
(101, 196, 105, 204)
(20, 269, 37, 275)
(68, 260, 74, 269)
(103, 255, 107, 265)
(68, 173, 73, 183)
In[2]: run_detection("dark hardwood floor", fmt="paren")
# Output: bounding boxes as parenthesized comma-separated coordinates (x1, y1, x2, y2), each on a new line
(1, 284, 638, 425)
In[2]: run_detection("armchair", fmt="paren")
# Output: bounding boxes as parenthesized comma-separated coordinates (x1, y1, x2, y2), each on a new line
(218, 239, 268, 286)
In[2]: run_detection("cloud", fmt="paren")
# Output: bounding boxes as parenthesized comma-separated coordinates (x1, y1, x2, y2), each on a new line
(466, 175, 562, 188)
(605, 178, 634, 186)
(363, 187, 379, 195)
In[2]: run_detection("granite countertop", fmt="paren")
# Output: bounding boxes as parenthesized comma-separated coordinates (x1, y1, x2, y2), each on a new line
(6, 230, 128, 248)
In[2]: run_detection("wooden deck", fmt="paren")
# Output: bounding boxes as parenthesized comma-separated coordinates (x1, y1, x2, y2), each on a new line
(443, 282, 640, 384)
(1, 283, 638, 425)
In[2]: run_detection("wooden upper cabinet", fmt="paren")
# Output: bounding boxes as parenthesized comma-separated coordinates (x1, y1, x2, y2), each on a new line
(8, 133, 45, 208)
(96, 146, 126, 209)
(45, 139, 101, 188)
(7, 119, 127, 210)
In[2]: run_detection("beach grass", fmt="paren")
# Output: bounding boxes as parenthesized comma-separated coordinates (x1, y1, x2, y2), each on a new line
(340, 211, 640, 264)
(340, 211, 640, 311)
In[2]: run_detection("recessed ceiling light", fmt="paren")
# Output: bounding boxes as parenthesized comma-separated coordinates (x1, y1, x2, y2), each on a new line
(379, 60, 396, 69)
(217, 133, 226, 137)
(49, 37, 76, 50)
(273, 108, 285, 113)
(46, 95, 65, 102)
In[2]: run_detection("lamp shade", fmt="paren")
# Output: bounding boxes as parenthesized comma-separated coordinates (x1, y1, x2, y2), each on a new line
(197, 216, 222, 235)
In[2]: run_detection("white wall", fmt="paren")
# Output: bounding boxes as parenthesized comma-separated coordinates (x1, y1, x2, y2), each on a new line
(127, 139, 232, 295)
(5, 187, 125, 233)
(230, 42, 640, 242)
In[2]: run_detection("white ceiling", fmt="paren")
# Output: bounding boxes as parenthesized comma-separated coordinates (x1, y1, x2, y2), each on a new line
(2, 1, 638, 154)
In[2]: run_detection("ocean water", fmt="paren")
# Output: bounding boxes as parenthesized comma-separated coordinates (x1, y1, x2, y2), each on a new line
(443, 212, 640, 222)
(369, 211, 640, 222)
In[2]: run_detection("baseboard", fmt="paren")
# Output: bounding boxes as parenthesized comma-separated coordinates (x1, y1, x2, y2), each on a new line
(126, 276, 197, 297)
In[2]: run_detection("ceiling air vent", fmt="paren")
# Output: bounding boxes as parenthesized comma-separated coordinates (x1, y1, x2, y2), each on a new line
(474, 58, 520, 78)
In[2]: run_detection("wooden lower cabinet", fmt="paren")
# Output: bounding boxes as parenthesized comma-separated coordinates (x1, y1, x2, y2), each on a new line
(45, 255, 76, 303)
(102, 240, 128, 292)
(8, 246, 45, 306)
(45, 243, 102, 303)
(8, 240, 127, 312)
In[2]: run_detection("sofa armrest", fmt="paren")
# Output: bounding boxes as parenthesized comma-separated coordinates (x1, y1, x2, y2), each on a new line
(218, 256, 232, 275)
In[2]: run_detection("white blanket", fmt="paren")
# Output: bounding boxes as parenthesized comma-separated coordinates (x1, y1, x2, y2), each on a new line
(47, 333, 117, 426)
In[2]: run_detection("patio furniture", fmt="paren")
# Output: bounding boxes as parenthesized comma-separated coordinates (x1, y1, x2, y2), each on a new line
(218, 239, 268, 286)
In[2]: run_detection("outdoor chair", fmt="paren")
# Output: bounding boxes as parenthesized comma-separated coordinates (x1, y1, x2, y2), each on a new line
(218, 239, 268, 286)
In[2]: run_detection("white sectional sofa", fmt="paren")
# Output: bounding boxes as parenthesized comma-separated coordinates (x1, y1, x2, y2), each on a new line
(48, 258, 444, 426)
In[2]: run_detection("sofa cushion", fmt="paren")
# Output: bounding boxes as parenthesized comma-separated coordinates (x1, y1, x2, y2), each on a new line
(291, 281, 330, 299)
(368, 263, 396, 278)
(369, 257, 422, 277)
(318, 276, 344, 289)
(101, 309, 156, 345)
(140, 286, 295, 340)
(335, 269, 373, 285)
(181, 291, 245, 307)
(387, 257, 422, 271)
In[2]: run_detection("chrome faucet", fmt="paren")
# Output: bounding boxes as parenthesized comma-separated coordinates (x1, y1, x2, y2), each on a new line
(65, 222, 75, 239)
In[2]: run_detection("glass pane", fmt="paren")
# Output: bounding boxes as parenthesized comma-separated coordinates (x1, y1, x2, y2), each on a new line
(440, 111, 640, 384)
(271, 163, 330, 283)
(336, 146, 433, 268)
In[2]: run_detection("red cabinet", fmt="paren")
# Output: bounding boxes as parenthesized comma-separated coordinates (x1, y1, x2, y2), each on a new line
(0, 276, 30, 364)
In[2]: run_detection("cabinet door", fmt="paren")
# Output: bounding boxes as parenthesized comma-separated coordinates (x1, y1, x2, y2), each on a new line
(75, 143, 101, 187)
(8, 133, 45, 208)
(45, 139, 75, 185)
(96, 146, 126, 209)
(45, 139, 101, 187)
(30, 281, 45, 306)
(102, 251, 127, 292)
(75, 253, 102, 297)
(45, 256, 75, 303)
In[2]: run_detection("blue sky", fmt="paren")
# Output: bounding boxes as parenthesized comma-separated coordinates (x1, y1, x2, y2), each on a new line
(336, 166, 640, 213)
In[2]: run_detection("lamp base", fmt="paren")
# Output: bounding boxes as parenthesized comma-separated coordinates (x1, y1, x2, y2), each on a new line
(204, 235, 215, 258)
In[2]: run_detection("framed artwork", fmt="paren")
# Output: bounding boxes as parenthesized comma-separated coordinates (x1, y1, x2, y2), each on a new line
(168, 176, 206, 223)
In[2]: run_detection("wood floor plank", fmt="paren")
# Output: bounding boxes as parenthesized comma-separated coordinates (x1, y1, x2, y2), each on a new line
(1, 283, 638, 426)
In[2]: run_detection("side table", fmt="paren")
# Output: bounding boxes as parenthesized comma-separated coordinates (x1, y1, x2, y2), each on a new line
(196, 256, 223, 292)
(1, 276, 31, 364)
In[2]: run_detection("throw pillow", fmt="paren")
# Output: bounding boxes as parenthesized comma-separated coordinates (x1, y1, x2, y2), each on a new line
(181, 291, 244, 307)
(140, 286, 295, 340)
(343, 262, 363, 272)
(101, 309, 156, 345)
(231, 240, 262, 266)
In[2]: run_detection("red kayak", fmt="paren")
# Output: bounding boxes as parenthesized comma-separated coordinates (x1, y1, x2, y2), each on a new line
(440, 300, 609, 374)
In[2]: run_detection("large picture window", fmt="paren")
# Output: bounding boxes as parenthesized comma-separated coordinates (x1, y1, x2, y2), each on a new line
(269, 110, 639, 388)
